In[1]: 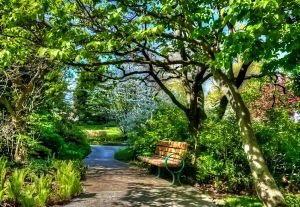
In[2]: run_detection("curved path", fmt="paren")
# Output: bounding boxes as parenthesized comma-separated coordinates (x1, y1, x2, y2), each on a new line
(65, 145, 216, 207)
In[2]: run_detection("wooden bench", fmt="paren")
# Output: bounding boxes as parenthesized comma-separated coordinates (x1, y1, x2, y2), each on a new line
(138, 141, 188, 185)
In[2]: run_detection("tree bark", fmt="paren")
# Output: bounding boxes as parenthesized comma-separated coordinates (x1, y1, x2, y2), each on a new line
(213, 69, 287, 207)
(216, 62, 252, 119)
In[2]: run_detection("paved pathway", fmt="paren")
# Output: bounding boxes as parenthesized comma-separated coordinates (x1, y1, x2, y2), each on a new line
(65, 145, 217, 207)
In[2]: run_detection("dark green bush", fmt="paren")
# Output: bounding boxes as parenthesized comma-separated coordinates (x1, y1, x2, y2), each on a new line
(114, 148, 135, 162)
(27, 112, 91, 160)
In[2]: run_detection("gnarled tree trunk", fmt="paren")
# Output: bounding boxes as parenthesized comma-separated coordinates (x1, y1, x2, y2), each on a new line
(213, 70, 287, 207)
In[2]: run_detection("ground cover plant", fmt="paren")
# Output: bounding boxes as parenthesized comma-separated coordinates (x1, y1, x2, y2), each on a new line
(0, 158, 84, 206)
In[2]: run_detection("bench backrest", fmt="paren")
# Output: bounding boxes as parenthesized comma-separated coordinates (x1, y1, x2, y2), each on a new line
(155, 141, 188, 161)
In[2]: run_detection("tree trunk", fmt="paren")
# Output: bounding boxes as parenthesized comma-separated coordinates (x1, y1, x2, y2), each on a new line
(12, 114, 26, 162)
(186, 83, 207, 164)
(213, 70, 287, 207)
(216, 96, 229, 119)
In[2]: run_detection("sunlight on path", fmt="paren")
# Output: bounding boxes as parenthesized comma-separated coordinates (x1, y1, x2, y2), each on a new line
(65, 146, 216, 207)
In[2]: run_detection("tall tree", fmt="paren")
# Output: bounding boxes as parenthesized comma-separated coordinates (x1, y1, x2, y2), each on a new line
(48, 1, 300, 205)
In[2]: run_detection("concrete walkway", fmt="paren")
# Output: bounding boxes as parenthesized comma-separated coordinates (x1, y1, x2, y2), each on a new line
(65, 146, 217, 207)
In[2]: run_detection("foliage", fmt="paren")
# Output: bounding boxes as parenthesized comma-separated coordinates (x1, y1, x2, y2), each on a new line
(197, 118, 252, 192)
(114, 148, 135, 162)
(21, 174, 52, 207)
(0, 157, 8, 205)
(5, 168, 52, 206)
(196, 113, 300, 193)
(27, 112, 91, 160)
(73, 71, 110, 123)
(0, 157, 85, 206)
(25, 159, 53, 177)
(285, 194, 300, 207)
(255, 110, 300, 192)
(108, 80, 157, 134)
(5, 169, 29, 204)
(224, 196, 262, 207)
(129, 101, 189, 156)
(53, 160, 82, 201)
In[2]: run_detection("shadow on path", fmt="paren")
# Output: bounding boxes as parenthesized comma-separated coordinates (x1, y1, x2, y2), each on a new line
(65, 146, 216, 207)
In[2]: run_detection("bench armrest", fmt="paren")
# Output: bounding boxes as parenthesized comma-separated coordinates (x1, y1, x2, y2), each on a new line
(164, 153, 185, 173)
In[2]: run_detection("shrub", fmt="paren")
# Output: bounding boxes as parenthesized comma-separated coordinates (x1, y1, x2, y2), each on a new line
(196, 111, 300, 193)
(114, 148, 135, 162)
(129, 102, 189, 156)
(69, 160, 88, 180)
(28, 112, 91, 160)
(53, 160, 82, 201)
(25, 159, 53, 176)
(196, 118, 253, 192)
(5, 168, 52, 207)
(255, 110, 300, 191)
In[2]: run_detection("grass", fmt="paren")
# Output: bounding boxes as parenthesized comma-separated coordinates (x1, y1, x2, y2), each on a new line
(76, 124, 126, 145)
(223, 194, 300, 207)
(223, 196, 262, 207)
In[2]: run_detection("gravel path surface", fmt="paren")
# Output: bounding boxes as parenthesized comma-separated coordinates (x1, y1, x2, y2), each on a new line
(65, 145, 217, 207)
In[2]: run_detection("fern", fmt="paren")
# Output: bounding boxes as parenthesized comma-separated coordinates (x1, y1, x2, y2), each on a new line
(5, 168, 28, 205)
(0, 157, 7, 204)
(53, 161, 82, 200)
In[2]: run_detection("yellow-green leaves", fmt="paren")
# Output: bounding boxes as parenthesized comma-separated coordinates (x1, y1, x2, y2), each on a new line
(0, 50, 11, 67)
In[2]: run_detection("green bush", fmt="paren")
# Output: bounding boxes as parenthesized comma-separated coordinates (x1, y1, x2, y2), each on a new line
(25, 159, 53, 176)
(53, 160, 82, 201)
(28, 112, 91, 160)
(196, 111, 300, 193)
(196, 118, 252, 192)
(129, 102, 189, 156)
(255, 110, 300, 191)
(31, 174, 52, 207)
(114, 148, 135, 162)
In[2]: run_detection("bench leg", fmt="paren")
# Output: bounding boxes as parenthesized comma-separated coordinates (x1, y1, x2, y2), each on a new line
(156, 167, 161, 178)
(176, 172, 182, 185)
(165, 160, 185, 185)
(166, 169, 182, 185)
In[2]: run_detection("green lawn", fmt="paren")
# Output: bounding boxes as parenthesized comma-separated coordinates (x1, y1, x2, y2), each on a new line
(223, 194, 300, 207)
(76, 125, 126, 145)
(223, 196, 262, 207)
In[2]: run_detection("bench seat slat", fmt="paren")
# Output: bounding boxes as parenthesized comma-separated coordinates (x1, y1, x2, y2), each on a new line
(137, 155, 181, 167)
